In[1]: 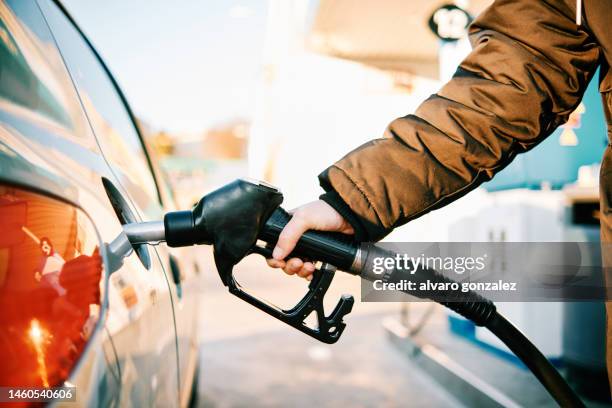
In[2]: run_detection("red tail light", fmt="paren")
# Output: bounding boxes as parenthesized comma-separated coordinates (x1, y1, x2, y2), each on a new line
(0, 186, 103, 392)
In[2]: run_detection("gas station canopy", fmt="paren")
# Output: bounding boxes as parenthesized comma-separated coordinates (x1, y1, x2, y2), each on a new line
(309, 0, 492, 79)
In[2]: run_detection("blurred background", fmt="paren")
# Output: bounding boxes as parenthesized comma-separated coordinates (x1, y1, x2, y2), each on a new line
(62, 0, 610, 406)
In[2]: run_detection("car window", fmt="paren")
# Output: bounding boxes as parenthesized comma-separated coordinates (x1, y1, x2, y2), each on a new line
(0, 0, 90, 139)
(37, 0, 161, 214)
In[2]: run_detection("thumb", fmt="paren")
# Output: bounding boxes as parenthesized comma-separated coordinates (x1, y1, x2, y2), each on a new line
(272, 215, 309, 260)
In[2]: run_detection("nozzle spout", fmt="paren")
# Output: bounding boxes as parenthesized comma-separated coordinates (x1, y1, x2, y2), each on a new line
(123, 221, 165, 245)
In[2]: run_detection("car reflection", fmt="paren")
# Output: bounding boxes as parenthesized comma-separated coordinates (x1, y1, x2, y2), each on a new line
(0, 188, 103, 390)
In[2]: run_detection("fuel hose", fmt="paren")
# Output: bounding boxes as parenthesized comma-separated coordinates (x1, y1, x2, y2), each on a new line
(265, 208, 586, 407)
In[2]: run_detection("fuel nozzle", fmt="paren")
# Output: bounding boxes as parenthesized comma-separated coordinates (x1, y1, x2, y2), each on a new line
(124, 179, 362, 276)
(122, 178, 356, 343)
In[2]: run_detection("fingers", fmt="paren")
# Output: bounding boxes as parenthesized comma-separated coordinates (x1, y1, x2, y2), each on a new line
(283, 258, 315, 280)
(266, 258, 285, 269)
(272, 213, 309, 260)
(298, 262, 315, 280)
(266, 257, 315, 280)
(268, 199, 353, 280)
(285, 258, 303, 275)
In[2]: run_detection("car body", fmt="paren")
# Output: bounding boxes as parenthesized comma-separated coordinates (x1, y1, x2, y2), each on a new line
(0, 0, 201, 406)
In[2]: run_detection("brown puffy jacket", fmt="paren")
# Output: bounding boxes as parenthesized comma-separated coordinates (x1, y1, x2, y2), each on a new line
(318, 0, 612, 386)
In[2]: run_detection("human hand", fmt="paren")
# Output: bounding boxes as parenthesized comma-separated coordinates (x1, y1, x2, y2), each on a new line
(266, 200, 354, 280)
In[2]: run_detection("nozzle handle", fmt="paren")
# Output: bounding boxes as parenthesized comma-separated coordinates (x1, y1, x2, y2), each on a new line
(259, 208, 360, 274)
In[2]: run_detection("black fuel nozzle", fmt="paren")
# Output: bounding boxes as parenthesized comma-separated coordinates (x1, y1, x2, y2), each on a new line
(155, 179, 356, 343)
(163, 179, 283, 278)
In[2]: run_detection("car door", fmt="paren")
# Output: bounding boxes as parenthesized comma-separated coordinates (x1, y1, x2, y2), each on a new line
(36, 0, 181, 405)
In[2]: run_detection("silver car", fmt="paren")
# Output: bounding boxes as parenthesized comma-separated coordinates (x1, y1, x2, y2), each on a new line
(0, 0, 201, 406)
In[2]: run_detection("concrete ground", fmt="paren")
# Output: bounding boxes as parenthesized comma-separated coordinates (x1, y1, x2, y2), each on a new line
(194, 249, 461, 408)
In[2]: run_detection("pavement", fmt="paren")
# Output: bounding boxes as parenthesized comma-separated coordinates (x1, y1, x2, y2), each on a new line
(193, 248, 461, 408)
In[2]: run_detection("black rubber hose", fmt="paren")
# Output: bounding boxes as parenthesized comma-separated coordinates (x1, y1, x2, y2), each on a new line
(260, 213, 586, 406)
(359, 245, 584, 407)
(486, 313, 585, 408)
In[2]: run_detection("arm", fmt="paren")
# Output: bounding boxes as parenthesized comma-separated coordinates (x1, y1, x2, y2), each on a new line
(269, 0, 600, 277)
(319, 0, 600, 241)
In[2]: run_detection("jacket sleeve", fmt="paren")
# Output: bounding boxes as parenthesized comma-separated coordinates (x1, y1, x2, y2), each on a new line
(319, 0, 600, 242)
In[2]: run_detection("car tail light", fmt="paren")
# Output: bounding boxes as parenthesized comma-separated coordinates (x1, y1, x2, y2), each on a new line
(0, 185, 103, 392)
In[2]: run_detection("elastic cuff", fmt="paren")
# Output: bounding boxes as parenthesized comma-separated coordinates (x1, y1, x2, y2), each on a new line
(319, 190, 368, 242)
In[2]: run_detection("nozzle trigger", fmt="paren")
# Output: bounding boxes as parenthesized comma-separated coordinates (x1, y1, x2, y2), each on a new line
(227, 256, 354, 344)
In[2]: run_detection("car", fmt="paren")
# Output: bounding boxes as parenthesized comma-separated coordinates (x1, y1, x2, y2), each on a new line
(0, 0, 201, 406)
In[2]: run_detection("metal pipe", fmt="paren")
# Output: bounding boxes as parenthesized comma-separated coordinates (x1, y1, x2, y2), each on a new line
(105, 232, 133, 273)
(123, 221, 165, 245)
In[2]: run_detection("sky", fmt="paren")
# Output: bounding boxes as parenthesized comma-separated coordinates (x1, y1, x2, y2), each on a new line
(62, 0, 269, 136)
